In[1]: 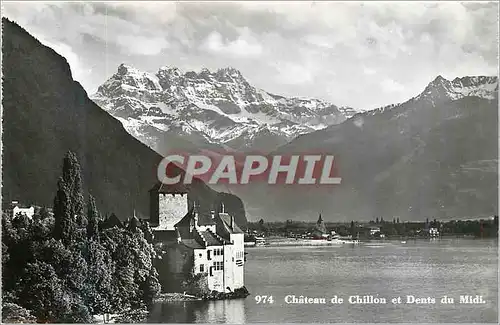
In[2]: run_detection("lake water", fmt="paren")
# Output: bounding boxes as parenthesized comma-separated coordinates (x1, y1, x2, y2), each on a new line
(148, 238, 498, 323)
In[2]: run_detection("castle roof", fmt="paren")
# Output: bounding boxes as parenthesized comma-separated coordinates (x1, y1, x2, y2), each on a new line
(100, 213, 124, 230)
(149, 181, 188, 195)
(174, 207, 195, 228)
(180, 238, 205, 249)
(199, 229, 227, 246)
(197, 212, 217, 226)
(213, 212, 243, 241)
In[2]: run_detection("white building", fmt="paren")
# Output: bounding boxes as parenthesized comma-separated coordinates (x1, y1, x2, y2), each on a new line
(12, 205, 35, 219)
(429, 227, 440, 237)
(150, 184, 245, 294)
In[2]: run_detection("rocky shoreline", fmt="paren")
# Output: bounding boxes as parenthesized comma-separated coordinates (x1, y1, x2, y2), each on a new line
(154, 287, 250, 303)
(200, 287, 250, 301)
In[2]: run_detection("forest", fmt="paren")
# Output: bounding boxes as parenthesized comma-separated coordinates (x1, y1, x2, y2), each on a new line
(2, 152, 160, 323)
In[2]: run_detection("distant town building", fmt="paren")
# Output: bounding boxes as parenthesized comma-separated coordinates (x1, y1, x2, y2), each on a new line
(11, 201, 35, 219)
(369, 226, 381, 236)
(150, 183, 245, 294)
(312, 214, 329, 238)
(428, 227, 439, 237)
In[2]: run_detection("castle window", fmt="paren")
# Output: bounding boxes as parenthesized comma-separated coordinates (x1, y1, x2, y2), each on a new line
(213, 261, 224, 271)
(200, 264, 204, 273)
(207, 250, 211, 260)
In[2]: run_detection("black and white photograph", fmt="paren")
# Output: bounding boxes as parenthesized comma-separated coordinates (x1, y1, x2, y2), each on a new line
(0, 1, 498, 323)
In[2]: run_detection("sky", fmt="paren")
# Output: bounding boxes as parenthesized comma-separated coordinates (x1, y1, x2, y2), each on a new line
(2, 1, 498, 109)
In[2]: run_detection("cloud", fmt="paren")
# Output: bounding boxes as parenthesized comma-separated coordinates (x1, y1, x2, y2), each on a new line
(271, 62, 314, 85)
(115, 35, 169, 56)
(381, 79, 405, 93)
(201, 30, 262, 58)
(363, 67, 377, 75)
(2, 1, 497, 109)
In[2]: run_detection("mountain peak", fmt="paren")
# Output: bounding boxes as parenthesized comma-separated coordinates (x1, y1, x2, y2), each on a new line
(416, 74, 498, 104)
(117, 63, 141, 75)
(214, 67, 246, 83)
(92, 63, 350, 153)
(434, 75, 446, 81)
(158, 65, 182, 77)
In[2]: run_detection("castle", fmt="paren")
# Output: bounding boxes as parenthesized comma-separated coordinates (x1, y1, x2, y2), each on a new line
(149, 183, 245, 294)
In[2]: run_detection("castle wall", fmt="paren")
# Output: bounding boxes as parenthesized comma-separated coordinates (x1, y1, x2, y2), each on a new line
(207, 246, 225, 292)
(229, 233, 245, 290)
(155, 244, 193, 292)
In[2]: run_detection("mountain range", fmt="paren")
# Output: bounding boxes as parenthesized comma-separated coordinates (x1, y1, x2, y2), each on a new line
(91, 58, 498, 221)
(1, 18, 247, 228)
(3, 17, 497, 223)
(242, 75, 498, 221)
(91, 64, 357, 154)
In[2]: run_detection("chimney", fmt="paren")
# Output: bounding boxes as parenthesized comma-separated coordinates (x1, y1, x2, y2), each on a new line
(231, 215, 234, 229)
(193, 208, 199, 227)
(221, 202, 225, 214)
(176, 228, 181, 243)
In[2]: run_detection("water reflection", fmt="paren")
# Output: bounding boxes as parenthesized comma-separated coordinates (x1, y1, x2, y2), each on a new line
(148, 299, 246, 324)
(149, 239, 498, 323)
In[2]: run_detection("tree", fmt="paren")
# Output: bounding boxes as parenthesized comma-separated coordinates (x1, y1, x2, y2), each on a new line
(2, 151, 162, 321)
(87, 195, 100, 241)
(53, 179, 75, 245)
(15, 261, 73, 322)
(62, 151, 86, 229)
(53, 152, 87, 245)
(82, 240, 113, 316)
(2, 303, 37, 323)
(375, 217, 379, 224)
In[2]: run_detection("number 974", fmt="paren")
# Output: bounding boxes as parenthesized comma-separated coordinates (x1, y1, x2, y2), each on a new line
(255, 295, 274, 304)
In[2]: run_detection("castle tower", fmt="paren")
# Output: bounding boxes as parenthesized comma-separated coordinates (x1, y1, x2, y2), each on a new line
(149, 183, 189, 230)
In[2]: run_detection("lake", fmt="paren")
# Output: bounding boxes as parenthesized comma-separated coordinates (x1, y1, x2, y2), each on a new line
(148, 238, 498, 323)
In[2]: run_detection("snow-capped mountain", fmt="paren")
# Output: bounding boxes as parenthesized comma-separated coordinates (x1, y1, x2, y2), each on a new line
(365, 75, 498, 116)
(91, 64, 356, 153)
(248, 74, 498, 221)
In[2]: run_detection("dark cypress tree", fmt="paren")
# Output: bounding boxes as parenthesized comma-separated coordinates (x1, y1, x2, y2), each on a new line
(53, 151, 87, 244)
(62, 152, 87, 228)
(87, 195, 100, 241)
(53, 178, 74, 245)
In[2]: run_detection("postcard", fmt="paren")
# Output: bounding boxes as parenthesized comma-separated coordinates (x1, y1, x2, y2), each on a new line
(1, 1, 498, 324)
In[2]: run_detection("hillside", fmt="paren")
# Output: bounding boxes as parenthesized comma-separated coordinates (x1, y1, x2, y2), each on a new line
(236, 76, 498, 221)
(1, 18, 247, 228)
